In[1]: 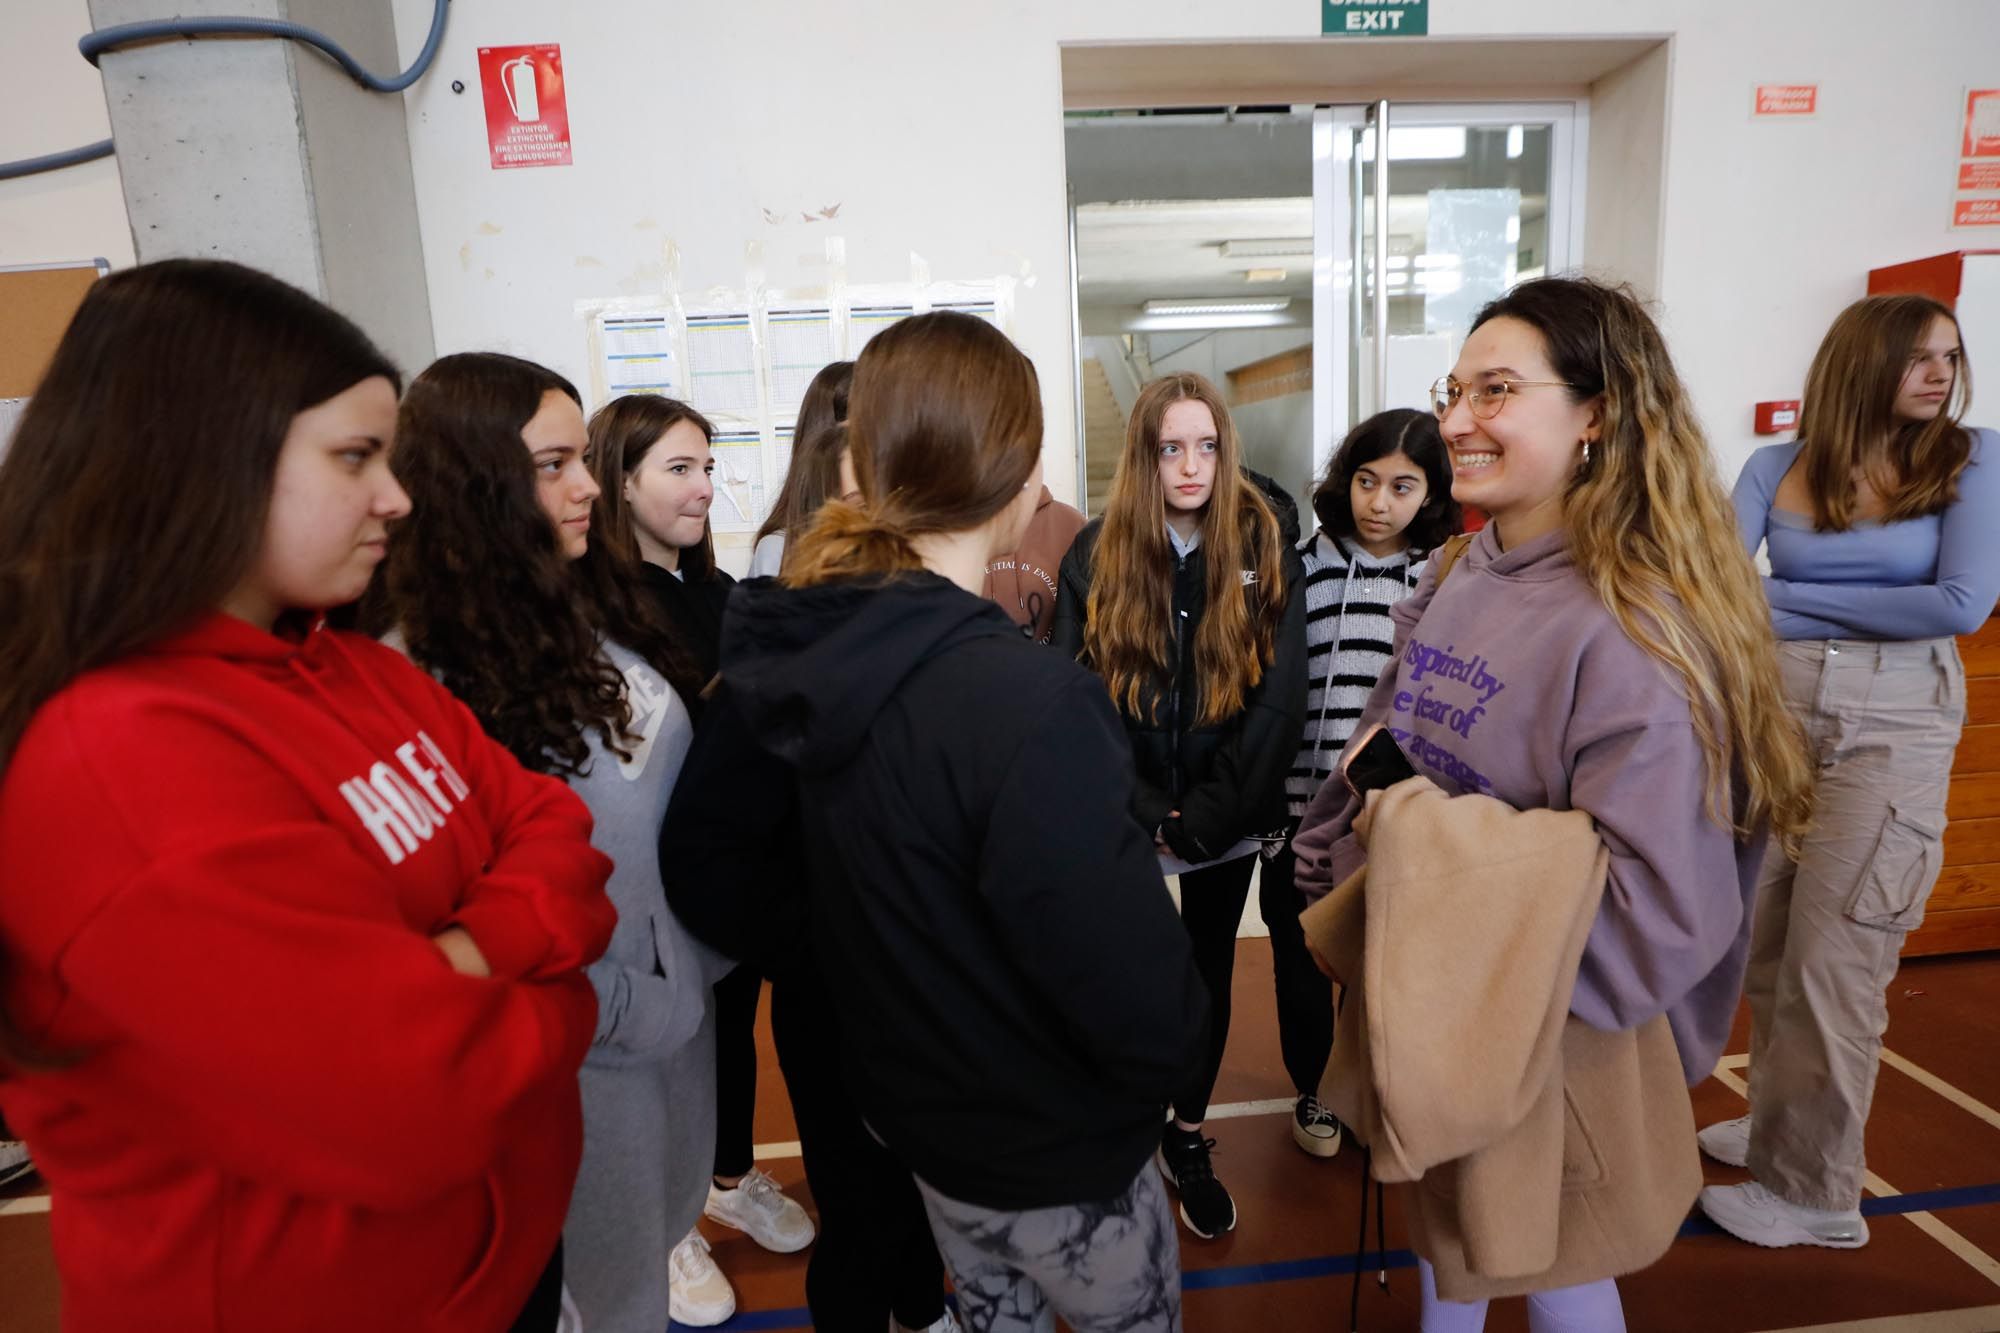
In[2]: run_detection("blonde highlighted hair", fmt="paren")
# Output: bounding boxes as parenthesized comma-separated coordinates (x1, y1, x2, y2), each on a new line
(1797, 294, 1972, 531)
(1475, 278, 1814, 849)
(1082, 373, 1286, 727)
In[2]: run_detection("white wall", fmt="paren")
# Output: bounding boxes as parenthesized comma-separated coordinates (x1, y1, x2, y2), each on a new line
(380, 0, 1999, 504)
(0, 0, 133, 268)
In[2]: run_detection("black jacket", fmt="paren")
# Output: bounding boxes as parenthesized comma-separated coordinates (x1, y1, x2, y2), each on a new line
(661, 572, 1207, 1210)
(1050, 480, 1309, 864)
(638, 559, 735, 682)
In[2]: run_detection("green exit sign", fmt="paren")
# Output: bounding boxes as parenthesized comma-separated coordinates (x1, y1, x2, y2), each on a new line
(1323, 0, 1428, 35)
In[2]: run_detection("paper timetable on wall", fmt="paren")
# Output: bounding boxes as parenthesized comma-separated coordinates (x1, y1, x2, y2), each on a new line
(846, 300, 916, 354)
(773, 420, 796, 484)
(766, 305, 838, 411)
(685, 311, 760, 418)
(708, 427, 767, 534)
(599, 313, 679, 396)
(929, 296, 1003, 329)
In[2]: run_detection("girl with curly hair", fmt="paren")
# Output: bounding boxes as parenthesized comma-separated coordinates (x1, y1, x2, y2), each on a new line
(370, 354, 730, 1333)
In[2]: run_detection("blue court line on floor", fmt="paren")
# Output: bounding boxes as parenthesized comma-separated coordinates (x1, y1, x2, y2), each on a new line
(673, 1178, 2000, 1331)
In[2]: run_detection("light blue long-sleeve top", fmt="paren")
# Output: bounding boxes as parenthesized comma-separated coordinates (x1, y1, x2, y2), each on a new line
(1732, 427, 2000, 640)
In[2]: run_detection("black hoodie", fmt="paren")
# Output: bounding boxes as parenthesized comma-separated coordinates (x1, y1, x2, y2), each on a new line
(672, 571, 1208, 1210)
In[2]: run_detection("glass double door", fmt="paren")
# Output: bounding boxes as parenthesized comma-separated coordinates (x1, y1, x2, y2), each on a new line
(1311, 102, 1582, 486)
(1063, 99, 1581, 516)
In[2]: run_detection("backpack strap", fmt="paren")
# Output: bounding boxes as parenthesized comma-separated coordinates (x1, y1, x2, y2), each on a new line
(1431, 531, 1477, 587)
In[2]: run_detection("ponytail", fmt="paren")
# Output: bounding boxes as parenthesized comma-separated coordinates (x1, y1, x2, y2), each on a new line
(780, 499, 926, 587)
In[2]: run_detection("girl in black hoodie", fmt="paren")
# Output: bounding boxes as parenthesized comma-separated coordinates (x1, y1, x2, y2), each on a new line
(1051, 372, 1309, 1241)
(660, 311, 1206, 1333)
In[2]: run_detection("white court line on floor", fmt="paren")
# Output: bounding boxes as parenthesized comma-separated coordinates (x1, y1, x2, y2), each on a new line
(0, 1193, 50, 1217)
(1755, 1304, 2000, 1333)
(1204, 1097, 1299, 1121)
(1880, 1048, 2000, 1135)
(1729, 1047, 2000, 1136)
(1709, 1065, 2000, 1290)
(750, 1096, 1296, 1163)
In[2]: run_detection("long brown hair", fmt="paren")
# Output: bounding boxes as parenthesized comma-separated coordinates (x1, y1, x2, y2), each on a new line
(0, 258, 399, 1069)
(1796, 294, 1973, 531)
(1471, 278, 1814, 848)
(1082, 373, 1286, 727)
(0, 259, 400, 768)
(367, 354, 686, 776)
(784, 315, 1038, 587)
(756, 360, 853, 546)
(587, 394, 720, 579)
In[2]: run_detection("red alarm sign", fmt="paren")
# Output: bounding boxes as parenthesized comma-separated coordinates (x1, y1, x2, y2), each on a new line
(477, 44, 571, 170)
(1755, 400, 1801, 435)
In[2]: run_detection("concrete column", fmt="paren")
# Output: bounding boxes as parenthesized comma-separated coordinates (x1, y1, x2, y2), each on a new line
(87, 0, 435, 373)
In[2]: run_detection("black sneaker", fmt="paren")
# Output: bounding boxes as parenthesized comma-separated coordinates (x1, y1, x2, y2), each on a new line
(1156, 1126, 1237, 1239)
(1291, 1094, 1343, 1158)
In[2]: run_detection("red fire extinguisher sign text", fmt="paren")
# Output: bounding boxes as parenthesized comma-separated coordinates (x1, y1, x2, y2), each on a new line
(477, 44, 572, 170)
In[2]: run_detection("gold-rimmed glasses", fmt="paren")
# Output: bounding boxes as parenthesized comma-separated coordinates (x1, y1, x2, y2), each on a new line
(1430, 374, 1576, 421)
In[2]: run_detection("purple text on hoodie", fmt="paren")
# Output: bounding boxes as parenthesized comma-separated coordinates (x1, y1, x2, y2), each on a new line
(1291, 523, 1766, 1085)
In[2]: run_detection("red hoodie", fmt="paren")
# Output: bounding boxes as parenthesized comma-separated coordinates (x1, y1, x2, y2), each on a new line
(0, 613, 615, 1333)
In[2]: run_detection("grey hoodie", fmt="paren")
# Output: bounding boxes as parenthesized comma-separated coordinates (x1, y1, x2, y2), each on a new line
(561, 640, 733, 1333)
(1291, 524, 1765, 1085)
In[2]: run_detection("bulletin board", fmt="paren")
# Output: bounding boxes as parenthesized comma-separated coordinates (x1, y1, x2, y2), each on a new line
(0, 261, 107, 398)
(578, 267, 1014, 534)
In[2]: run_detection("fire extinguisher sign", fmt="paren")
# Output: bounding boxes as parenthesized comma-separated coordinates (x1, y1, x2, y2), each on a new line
(478, 45, 571, 170)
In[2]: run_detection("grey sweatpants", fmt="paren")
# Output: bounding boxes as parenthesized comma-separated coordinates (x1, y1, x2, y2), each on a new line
(1744, 637, 1966, 1211)
(913, 1159, 1182, 1333)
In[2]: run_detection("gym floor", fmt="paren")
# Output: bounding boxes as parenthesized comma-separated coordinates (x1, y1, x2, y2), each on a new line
(4, 945, 1998, 1332)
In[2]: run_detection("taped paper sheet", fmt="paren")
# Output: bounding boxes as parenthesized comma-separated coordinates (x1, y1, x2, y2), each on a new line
(766, 304, 838, 412)
(709, 425, 766, 534)
(685, 310, 760, 418)
(598, 313, 679, 396)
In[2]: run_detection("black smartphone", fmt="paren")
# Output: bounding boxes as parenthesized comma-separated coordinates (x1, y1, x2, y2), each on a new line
(1342, 723, 1420, 799)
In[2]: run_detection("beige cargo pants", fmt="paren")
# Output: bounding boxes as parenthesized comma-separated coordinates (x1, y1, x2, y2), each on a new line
(1744, 637, 1966, 1212)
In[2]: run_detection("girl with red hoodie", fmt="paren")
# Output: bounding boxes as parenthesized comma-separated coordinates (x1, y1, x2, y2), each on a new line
(0, 260, 615, 1333)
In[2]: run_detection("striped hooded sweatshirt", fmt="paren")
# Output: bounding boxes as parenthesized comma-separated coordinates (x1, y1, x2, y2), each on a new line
(1286, 531, 1429, 817)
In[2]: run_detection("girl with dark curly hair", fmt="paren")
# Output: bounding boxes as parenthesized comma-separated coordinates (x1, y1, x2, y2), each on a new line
(372, 353, 730, 1333)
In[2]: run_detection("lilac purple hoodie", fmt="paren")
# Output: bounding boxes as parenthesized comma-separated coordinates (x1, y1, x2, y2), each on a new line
(1291, 523, 1765, 1085)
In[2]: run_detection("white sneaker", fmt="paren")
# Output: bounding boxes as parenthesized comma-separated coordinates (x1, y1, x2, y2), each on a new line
(1291, 1094, 1343, 1159)
(668, 1230, 736, 1327)
(1697, 1114, 1751, 1168)
(0, 1140, 34, 1191)
(892, 1310, 965, 1333)
(1699, 1181, 1869, 1249)
(705, 1166, 816, 1254)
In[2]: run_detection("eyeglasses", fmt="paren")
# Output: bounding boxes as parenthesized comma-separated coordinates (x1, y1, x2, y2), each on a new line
(1430, 375, 1576, 421)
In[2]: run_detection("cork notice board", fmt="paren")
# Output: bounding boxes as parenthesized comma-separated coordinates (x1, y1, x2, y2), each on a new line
(0, 261, 107, 399)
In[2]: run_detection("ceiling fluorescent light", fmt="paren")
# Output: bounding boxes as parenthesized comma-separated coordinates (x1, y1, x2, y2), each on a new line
(1243, 267, 1288, 283)
(1143, 297, 1292, 316)
(1220, 238, 1314, 259)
